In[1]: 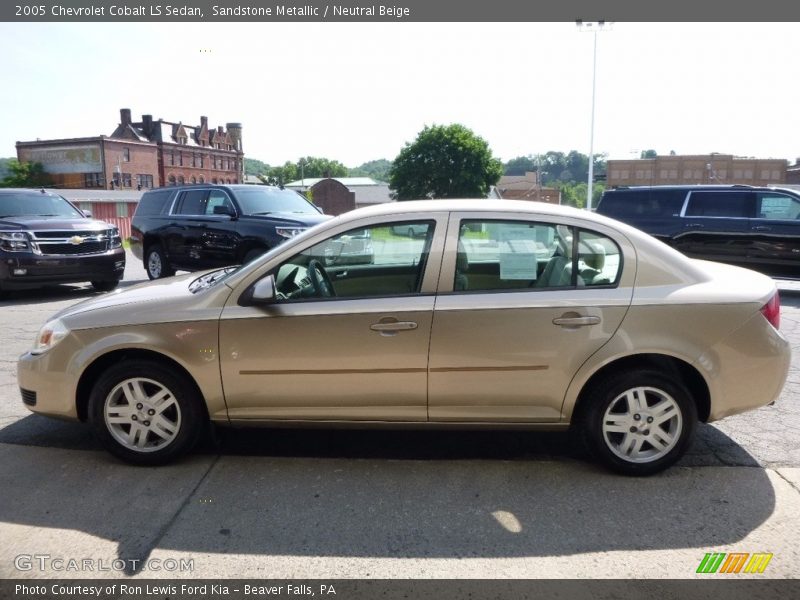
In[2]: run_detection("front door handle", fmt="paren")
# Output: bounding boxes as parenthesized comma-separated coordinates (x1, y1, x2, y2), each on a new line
(370, 320, 418, 336)
(752, 225, 771, 232)
(685, 223, 704, 229)
(552, 315, 601, 328)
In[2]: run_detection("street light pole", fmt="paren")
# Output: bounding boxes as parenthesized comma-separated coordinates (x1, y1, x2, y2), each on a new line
(577, 20, 610, 211)
(587, 29, 597, 210)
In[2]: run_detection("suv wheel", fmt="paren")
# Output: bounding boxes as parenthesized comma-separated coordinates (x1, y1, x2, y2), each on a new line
(91, 280, 120, 292)
(88, 360, 204, 465)
(580, 369, 697, 476)
(145, 245, 175, 280)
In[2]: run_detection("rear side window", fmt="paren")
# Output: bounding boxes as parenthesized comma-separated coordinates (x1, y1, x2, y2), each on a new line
(135, 191, 172, 216)
(598, 190, 685, 218)
(685, 192, 753, 218)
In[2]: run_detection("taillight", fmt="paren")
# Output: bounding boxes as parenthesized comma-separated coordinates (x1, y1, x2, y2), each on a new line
(760, 291, 780, 330)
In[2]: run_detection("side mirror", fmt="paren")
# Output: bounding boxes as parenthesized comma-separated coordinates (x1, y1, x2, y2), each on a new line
(213, 205, 235, 217)
(82, 209, 92, 218)
(241, 275, 276, 306)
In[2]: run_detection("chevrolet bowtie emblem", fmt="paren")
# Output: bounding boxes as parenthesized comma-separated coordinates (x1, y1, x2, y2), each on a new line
(68, 235, 85, 245)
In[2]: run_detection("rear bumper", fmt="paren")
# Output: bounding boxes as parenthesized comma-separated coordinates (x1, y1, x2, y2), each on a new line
(0, 248, 125, 288)
(704, 312, 791, 422)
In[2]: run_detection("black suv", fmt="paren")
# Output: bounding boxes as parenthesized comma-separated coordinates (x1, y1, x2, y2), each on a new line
(0, 189, 125, 294)
(130, 184, 331, 279)
(596, 185, 800, 278)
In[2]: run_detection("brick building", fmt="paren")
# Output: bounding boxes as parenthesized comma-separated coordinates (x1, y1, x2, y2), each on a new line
(494, 171, 561, 204)
(606, 154, 788, 188)
(16, 108, 243, 190)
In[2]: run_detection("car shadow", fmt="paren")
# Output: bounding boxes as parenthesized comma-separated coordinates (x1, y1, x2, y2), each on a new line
(0, 415, 777, 573)
(0, 279, 144, 307)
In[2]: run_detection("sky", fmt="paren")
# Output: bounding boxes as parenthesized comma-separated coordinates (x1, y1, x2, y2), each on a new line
(1, 22, 799, 168)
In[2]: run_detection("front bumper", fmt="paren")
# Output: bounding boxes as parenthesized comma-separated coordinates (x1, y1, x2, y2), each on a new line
(18, 347, 80, 421)
(0, 248, 125, 289)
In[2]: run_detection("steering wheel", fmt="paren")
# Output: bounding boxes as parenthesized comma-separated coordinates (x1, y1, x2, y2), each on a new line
(308, 259, 336, 297)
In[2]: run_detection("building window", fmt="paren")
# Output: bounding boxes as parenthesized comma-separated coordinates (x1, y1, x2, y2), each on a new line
(84, 173, 102, 188)
(137, 174, 153, 189)
(122, 148, 130, 162)
(115, 202, 128, 218)
(167, 152, 174, 166)
(177, 153, 183, 167)
(761, 170, 770, 180)
(198, 176, 205, 184)
(199, 155, 204, 168)
(191, 176, 196, 184)
(168, 175, 176, 186)
(212, 178, 218, 184)
(178, 175, 185, 185)
(122, 173, 132, 188)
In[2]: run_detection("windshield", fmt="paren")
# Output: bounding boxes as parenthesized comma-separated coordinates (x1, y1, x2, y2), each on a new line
(0, 192, 83, 218)
(234, 188, 318, 216)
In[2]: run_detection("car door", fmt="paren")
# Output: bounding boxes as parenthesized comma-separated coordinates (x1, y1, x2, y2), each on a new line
(218, 214, 447, 421)
(428, 212, 634, 422)
(748, 190, 800, 276)
(196, 188, 241, 268)
(674, 190, 755, 265)
(165, 188, 209, 270)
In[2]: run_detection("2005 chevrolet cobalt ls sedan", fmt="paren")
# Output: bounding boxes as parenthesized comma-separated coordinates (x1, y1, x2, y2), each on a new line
(18, 200, 790, 475)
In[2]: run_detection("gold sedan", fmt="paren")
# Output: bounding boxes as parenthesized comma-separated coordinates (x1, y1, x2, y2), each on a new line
(17, 200, 790, 475)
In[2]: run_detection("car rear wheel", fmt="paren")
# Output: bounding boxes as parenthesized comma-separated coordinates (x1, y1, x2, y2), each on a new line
(88, 360, 204, 465)
(145, 245, 175, 280)
(580, 369, 697, 476)
(91, 280, 120, 292)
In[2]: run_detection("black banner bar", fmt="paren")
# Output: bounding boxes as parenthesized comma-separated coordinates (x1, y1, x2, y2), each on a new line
(2, 1, 800, 22)
(2, 579, 800, 600)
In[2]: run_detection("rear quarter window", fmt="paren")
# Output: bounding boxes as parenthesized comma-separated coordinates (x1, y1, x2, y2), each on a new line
(135, 190, 172, 216)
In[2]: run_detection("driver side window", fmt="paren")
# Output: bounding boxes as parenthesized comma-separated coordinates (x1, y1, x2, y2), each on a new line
(273, 221, 435, 301)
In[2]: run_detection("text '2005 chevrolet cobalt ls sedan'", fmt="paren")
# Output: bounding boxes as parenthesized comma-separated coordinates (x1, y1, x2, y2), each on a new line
(18, 200, 790, 475)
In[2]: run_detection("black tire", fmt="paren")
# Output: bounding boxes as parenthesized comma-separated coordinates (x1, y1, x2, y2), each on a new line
(579, 368, 697, 476)
(88, 359, 205, 465)
(243, 247, 268, 264)
(91, 280, 120, 292)
(145, 244, 175, 280)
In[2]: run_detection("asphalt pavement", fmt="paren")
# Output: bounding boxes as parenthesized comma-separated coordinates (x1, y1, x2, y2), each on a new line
(0, 252, 798, 579)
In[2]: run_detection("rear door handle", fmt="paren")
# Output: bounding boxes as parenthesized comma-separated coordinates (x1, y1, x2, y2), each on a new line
(752, 225, 771, 232)
(370, 321, 418, 335)
(552, 316, 601, 328)
(685, 223, 704, 229)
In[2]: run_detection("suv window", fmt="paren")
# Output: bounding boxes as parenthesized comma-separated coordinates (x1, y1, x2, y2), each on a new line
(174, 190, 208, 215)
(136, 190, 172, 216)
(598, 190, 685, 218)
(206, 190, 235, 215)
(756, 192, 800, 220)
(685, 191, 752, 218)
(0, 192, 82, 218)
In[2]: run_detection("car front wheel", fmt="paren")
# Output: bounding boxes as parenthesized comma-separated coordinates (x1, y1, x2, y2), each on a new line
(145, 245, 175, 280)
(88, 360, 204, 465)
(580, 369, 697, 476)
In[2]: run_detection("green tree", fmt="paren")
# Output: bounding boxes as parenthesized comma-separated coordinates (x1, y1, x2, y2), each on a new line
(0, 160, 51, 188)
(0, 157, 14, 181)
(503, 155, 537, 176)
(389, 124, 503, 200)
(640, 149, 658, 159)
(350, 158, 392, 182)
(265, 156, 348, 186)
(244, 157, 270, 176)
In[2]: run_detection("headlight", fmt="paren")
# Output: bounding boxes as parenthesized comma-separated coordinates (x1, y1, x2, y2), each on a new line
(275, 227, 307, 240)
(0, 231, 32, 252)
(31, 319, 70, 355)
(108, 227, 122, 249)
